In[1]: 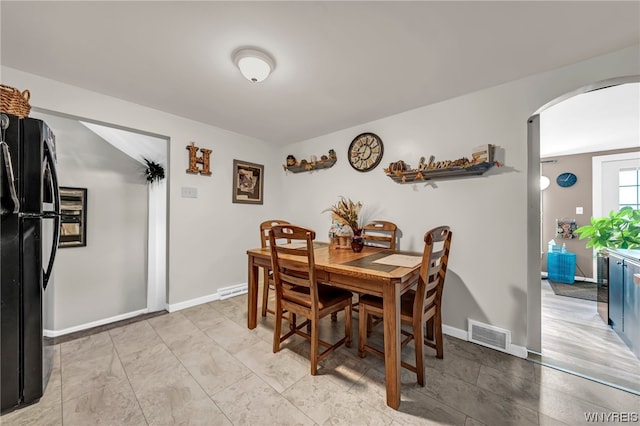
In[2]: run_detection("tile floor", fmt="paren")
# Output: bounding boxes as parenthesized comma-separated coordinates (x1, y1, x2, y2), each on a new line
(1, 293, 639, 426)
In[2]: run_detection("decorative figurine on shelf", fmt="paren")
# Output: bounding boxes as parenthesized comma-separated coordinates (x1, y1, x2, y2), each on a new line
(284, 149, 338, 173)
(384, 160, 408, 175)
(418, 156, 426, 171)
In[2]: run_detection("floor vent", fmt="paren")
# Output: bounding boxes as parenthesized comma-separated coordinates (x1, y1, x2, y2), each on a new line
(218, 284, 247, 300)
(468, 319, 511, 353)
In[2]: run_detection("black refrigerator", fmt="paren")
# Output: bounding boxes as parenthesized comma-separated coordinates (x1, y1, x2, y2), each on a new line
(0, 113, 60, 413)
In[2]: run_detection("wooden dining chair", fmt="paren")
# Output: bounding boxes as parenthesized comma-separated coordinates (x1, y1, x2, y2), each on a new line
(260, 219, 291, 317)
(350, 220, 399, 320)
(361, 220, 398, 250)
(357, 225, 452, 386)
(269, 224, 353, 375)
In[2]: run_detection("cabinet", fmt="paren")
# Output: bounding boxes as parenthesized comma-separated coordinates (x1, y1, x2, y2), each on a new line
(608, 249, 640, 358)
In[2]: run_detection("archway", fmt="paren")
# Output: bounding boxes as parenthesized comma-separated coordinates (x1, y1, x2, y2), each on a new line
(526, 75, 640, 386)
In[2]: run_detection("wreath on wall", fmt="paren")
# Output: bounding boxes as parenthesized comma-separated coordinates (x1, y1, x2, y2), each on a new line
(143, 158, 165, 183)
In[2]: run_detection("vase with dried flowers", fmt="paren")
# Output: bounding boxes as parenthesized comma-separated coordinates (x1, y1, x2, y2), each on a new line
(323, 197, 363, 250)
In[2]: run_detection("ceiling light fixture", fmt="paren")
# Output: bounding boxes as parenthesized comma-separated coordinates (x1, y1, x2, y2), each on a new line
(233, 48, 275, 83)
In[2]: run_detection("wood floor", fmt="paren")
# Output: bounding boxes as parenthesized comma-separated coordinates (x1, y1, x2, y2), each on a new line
(535, 279, 640, 395)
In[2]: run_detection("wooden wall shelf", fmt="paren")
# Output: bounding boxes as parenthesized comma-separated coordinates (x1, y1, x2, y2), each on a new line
(284, 157, 337, 173)
(386, 161, 497, 183)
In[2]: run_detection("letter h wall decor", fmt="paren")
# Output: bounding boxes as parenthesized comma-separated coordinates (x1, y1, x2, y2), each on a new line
(186, 142, 212, 175)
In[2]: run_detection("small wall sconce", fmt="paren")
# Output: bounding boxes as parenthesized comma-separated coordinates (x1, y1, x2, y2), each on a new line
(233, 48, 275, 83)
(540, 175, 551, 190)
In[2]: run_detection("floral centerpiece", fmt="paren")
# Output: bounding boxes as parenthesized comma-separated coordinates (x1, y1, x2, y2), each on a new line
(323, 197, 364, 250)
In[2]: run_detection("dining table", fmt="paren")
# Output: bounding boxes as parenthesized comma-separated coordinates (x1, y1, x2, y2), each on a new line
(246, 242, 423, 409)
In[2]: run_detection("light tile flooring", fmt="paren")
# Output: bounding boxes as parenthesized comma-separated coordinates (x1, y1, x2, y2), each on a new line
(2, 292, 639, 426)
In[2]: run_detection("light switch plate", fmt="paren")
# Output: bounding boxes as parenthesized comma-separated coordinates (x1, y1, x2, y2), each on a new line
(181, 187, 198, 198)
(576, 207, 583, 214)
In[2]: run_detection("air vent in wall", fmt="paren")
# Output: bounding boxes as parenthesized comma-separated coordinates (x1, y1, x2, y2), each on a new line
(468, 319, 511, 353)
(218, 284, 248, 300)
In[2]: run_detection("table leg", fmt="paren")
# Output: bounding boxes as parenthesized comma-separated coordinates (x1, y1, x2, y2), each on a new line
(383, 283, 401, 409)
(247, 256, 258, 329)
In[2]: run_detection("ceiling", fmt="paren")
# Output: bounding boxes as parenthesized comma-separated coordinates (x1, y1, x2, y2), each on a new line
(540, 82, 640, 157)
(2, 1, 639, 146)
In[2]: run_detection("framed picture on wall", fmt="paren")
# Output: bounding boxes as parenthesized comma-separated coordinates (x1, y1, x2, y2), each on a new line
(556, 219, 577, 240)
(232, 160, 264, 205)
(59, 187, 87, 247)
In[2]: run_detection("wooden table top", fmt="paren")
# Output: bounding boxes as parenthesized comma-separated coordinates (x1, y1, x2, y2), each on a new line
(247, 243, 422, 281)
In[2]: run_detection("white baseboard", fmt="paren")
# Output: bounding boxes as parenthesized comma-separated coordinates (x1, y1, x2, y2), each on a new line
(442, 324, 527, 359)
(507, 343, 528, 358)
(168, 292, 219, 312)
(163, 283, 249, 312)
(44, 308, 149, 338)
(442, 324, 467, 340)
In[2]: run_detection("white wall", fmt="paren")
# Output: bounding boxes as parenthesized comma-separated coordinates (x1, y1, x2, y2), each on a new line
(39, 116, 148, 330)
(2, 66, 284, 318)
(3, 45, 638, 345)
(278, 45, 640, 348)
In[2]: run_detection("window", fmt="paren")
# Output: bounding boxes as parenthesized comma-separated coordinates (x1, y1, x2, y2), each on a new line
(619, 168, 640, 210)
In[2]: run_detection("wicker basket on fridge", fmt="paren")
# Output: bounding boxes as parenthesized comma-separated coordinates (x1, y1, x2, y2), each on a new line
(1, 84, 31, 118)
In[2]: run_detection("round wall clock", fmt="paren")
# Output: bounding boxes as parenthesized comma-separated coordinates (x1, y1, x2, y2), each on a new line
(556, 172, 577, 188)
(348, 132, 384, 172)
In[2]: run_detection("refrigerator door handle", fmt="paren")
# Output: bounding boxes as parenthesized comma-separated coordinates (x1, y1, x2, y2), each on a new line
(0, 141, 20, 215)
(42, 138, 60, 290)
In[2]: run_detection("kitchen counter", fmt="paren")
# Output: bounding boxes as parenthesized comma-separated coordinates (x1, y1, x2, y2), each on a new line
(607, 248, 640, 262)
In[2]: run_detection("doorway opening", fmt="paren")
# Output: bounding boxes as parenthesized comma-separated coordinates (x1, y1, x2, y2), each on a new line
(527, 76, 640, 394)
(32, 108, 169, 335)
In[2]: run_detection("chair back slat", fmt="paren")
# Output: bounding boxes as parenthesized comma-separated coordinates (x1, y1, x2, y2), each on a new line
(362, 220, 398, 250)
(260, 219, 291, 248)
(279, 271, 312, 288)
(277, 257, 310, 271)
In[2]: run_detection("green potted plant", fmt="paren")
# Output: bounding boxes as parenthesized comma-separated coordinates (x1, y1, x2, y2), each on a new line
(574, 207, 640, 288)
(574, 207, 640, 250)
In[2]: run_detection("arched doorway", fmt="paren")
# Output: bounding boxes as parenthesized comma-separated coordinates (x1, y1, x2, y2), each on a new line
(527, 75, 640, 392)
